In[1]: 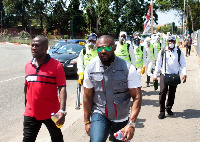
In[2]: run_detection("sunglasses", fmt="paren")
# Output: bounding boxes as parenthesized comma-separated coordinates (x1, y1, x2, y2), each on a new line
(97, 46, 112, 52)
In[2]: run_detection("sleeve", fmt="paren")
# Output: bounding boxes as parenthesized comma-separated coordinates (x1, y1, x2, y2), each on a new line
(24, 64, 28, 86)
(129, 44, 136, 67)
(180, 50, 187, 76)
(154, 44, 157, 59)
(77, 49, 84, 74)
(143, 47, 146, 67)
(128, 65, 141, 88)
(154, 50, 162, 78)
(56, 63, 66, 87)
(83, 67, 94, 88)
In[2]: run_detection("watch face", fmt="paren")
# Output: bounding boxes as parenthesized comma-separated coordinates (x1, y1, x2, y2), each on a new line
(128, 121, 136, 127)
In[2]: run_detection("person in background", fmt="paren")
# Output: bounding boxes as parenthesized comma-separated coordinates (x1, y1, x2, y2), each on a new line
(185, 34, 192, 57)
(23, 36, 67, 142)
(77, 33, 98, 105)
(153, 35, 187, 119)
(144, 37, 157, 87)
(83, 35, 142, 142)
(115, 31, 136, 66)
(132, 36, 146, 81)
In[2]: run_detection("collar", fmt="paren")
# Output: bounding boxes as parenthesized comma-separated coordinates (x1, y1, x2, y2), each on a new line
(31, 54, 51, 65)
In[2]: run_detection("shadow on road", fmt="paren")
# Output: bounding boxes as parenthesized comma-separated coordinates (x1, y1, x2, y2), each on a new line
(65, 74, 78, 80)
(167, 109, 200, 119)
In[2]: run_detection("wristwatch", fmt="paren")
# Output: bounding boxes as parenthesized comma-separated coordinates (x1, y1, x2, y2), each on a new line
(58, 110, 67, 116)
(127, 121, 136, 128)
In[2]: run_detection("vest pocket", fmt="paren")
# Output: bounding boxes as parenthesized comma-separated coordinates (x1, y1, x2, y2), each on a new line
(114, 95, 130, 117)
(89, 73, 104, 92)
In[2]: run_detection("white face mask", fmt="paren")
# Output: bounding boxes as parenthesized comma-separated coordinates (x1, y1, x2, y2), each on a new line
(169, 43, 175, 49)
(88, 42, 96, 50)
(119, 37, 126, 45)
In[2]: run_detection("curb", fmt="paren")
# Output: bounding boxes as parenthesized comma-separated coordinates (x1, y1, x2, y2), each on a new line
(0, 42, 30, 47)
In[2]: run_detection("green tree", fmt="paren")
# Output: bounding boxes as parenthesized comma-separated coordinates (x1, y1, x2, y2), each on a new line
(156, 0, 200, 33)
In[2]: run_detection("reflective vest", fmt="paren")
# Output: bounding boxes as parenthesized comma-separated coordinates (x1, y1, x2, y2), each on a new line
(156, 42, 161, 55)
(115, 43, 131, 63)
(165, 38, 168, 47)
(150, 43, 156, 60)
(135, 46, 143, 68)
(83, 48, 97, 68)
(176, 37, 179, 43)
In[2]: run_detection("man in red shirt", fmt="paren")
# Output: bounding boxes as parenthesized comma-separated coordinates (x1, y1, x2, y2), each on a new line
(23, 36, 67, 142)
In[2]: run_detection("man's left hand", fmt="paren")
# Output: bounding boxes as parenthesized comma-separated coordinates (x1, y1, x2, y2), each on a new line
(182, 75, 187, 83)
(120, 124, 135, 142)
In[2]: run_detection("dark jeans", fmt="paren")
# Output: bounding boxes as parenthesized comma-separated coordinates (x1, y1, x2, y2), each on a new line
(90, 113, 128, 142)
(23, 116, 63, 142)
(159, 74, 177, 112)
(186, 45, 191, 56)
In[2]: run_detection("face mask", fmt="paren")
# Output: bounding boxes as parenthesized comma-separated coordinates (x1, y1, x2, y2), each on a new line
(88, 42, 95, 50)
(119, 37, 126, 45)
(169, 43, 175, 49)
(135, 46, 139, 50)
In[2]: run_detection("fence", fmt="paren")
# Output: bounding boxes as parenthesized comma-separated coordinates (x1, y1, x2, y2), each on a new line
(191, 29, 200, 56)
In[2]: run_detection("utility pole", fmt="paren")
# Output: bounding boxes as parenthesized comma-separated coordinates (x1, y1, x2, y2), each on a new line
(0, 11, 2, 35)
(151, 0, 153, 35)
(183, 0, 185, 39)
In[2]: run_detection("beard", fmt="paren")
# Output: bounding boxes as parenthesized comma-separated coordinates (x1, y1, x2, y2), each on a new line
(99, 53, 115, 65)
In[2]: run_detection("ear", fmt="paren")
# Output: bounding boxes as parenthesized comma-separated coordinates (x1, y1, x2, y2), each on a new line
(113, 44, 116, 51)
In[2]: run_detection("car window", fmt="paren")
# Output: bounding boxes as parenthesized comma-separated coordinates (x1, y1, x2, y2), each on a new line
(51, 42, 67, 49)
(56, 44, 83, 55)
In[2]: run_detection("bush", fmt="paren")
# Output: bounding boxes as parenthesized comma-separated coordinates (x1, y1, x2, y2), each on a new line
(18, 30, 31, 39)
(64, 35, 68, 39)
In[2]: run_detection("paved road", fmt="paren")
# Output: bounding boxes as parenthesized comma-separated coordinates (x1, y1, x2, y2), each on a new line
(1, 43, 199, 142)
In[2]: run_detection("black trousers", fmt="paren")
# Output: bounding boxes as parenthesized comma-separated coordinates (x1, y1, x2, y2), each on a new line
(159, 74, 177, 112)
(23, 116, 64, 142)
(186, 45, 191, 56)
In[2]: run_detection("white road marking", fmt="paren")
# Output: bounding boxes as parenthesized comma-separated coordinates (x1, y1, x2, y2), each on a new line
(0, 76, 25, 83)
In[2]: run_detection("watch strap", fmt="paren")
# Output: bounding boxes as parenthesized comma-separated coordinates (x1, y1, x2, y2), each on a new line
(58, 110, 67, 115)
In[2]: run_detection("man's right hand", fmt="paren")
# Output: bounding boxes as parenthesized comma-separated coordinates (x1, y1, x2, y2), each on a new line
(78, 72, 84, 85)
(85, 123, 91, 136)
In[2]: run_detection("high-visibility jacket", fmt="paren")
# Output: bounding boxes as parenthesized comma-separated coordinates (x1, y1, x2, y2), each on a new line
(135, 46, 143, 68)
(150, 43, 156, 60)
(156, 42, 161, 55)
(115, 43, 131, 63)
(83, 48, 97, 68)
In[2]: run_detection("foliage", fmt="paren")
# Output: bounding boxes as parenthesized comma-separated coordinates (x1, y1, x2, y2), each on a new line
(18, 30, 30, 39)
(156, 0, 200, 33)
(0, 0, 164, 39)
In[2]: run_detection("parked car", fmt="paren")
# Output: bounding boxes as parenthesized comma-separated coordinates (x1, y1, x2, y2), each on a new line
(48, 39, 86, 55)
(50, 43, 85, 76)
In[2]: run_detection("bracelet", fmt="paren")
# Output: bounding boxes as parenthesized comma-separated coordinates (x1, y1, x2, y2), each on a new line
(84, 121, 91, 125)
(58, 110, 67, 116)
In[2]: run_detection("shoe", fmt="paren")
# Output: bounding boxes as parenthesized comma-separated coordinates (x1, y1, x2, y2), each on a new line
(158, 112, 165, 119)
(146, 83, 150, 87)
(166, 109, 174, 115)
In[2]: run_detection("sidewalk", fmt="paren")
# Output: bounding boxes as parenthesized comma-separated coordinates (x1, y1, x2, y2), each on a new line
(61, 45, 200, 142)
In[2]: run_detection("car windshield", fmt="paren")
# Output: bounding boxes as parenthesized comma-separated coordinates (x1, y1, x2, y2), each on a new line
(51, 42, 67, 49)
(55, 44, 83, 55)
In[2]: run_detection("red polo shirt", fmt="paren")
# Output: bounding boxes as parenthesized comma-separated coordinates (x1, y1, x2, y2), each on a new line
(24, 55, 66, 120)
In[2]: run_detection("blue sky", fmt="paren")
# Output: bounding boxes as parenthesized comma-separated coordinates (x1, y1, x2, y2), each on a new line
(157, 10, 182, 26)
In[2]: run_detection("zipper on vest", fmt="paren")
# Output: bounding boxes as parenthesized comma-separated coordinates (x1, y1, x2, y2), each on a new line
(105, 104, 108, 117)
(114, 103, 117, 116)
(102, 80, 104, 91)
